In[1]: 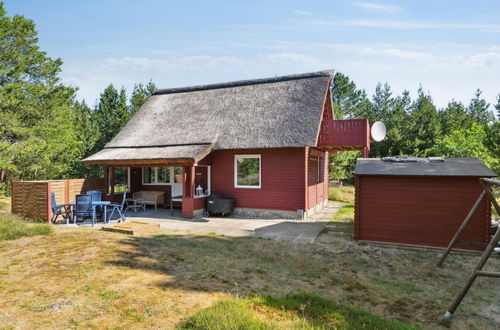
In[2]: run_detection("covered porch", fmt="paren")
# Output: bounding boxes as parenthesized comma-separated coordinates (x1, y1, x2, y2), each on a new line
(82, 144, 213, 219)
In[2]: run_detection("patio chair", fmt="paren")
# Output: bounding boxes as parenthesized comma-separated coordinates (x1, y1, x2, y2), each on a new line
(73, 194, 96, 226)
(107, 192, 127, 223)
(87, 190, 103, 220)
(50, 192, 68, 223)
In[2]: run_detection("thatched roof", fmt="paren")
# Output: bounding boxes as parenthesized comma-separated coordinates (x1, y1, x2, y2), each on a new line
(82, 144, 212, 166)
(83, 70, 332, 165)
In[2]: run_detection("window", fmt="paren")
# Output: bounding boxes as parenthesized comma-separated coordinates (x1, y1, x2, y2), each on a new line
(143, 167, 154, 184)
(157, 167, 170, 184)
(318, 156, 324, 183)
(142, 167, 181, 185)
(234, 155, 261, 188)
(174, 167, 183, 183)
(308, 155, 324, 185)
(114, 167, 130, 193)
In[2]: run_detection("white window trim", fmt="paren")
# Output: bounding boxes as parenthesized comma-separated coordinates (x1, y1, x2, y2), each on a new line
(142, 167, 175, 186)
(234, 154, 261, 189)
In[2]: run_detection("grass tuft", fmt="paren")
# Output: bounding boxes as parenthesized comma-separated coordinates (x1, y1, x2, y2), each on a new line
(179, 293, 418, 329)
(331, 203, 354, 223)
(0, 214, 52, 241)
(329, 185, 354, 203)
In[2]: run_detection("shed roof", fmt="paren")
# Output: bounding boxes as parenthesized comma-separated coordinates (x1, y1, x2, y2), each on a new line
(83, 70, 332, 164)
(355, 157, 497, 177)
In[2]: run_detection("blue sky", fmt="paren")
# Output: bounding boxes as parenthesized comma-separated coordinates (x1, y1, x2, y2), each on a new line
(4, 0, 500, 108)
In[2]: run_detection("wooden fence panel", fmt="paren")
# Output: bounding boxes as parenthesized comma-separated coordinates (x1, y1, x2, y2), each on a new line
(67, 178, 106, 203)
(11, 178, 106, 222)
(50, 180, 66, 205)
(11, 181, 50, 221)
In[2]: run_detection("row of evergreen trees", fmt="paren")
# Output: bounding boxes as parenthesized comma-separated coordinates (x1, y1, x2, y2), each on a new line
(330, 73, 500, 180)
(0, 2, 498, 193)
(0, 2, 157, 192)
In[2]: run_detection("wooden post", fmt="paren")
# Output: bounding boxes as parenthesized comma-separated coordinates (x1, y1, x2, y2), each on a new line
(444, 219, 500, 319)
(440, 178, 500, 319)
(110, 166, 115, 202)
(182, 166, 195, 218)
(104, 166, 109, 195)
(47, 182, 52, 224)
(65, 179, 70, 204)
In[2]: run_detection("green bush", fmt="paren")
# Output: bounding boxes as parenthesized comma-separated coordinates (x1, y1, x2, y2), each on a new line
(0, 214, 52, 241)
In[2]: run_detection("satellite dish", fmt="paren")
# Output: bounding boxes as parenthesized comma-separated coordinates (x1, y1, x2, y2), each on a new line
(371, 121, 386, 142)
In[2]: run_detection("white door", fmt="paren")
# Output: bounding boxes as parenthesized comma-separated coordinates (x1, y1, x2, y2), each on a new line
(171, 167, 183, 197)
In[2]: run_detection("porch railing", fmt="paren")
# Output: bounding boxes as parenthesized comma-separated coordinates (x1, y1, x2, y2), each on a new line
(317, 119, 370, 149)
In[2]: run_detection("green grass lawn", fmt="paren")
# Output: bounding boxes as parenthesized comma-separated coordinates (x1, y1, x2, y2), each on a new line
(0, 195, 52, 241)
(0, 213, 52, 241)
(180, 293, 417, 329)
(329, 184, 355, 223)
(329, 185, 354, 204)
(1, 189, 499, 329)
(331, 203, 354, 223)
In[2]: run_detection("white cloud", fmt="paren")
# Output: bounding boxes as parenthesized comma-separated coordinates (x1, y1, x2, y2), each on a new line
(352, 2, 404, 14)
(310, 19, 500, 32)
(292, 9, 313, 16)
(63, 42, 500, 109)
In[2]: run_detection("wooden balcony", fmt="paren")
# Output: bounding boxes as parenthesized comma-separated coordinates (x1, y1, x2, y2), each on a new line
(317, 119, 370, 155)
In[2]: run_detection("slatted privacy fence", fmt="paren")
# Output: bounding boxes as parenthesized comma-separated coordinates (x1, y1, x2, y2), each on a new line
(11, 178, 106, 222)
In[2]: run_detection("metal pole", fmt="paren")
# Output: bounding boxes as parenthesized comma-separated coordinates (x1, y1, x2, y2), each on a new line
(437, 190, 486, 267)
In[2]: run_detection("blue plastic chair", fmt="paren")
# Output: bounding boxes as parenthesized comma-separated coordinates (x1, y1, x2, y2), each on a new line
(87, 190, 103, 220)
(107, 192, 127, 223)
(73, 194, 96, 226)
(50, 192, 68, 223)
(86, 190, 102, 201)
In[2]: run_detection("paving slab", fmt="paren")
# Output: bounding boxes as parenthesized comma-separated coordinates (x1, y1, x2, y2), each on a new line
(84, 202, 342, 244)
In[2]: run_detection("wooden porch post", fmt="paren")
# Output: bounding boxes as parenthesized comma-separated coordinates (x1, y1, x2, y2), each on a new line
(104, 166, 109, 195)
(182, 166, 195, 218)
(109, 166, 115, 202)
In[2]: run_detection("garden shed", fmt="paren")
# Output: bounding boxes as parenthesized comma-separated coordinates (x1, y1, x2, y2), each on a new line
(354, 157, 497, 250)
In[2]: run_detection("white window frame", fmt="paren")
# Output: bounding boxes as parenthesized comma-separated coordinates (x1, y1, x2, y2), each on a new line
(142, 167, 176, 186)
(234, 154, 261, 189)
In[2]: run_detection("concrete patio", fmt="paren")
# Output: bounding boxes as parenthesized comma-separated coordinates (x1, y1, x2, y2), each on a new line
(98, 202, 342, 244)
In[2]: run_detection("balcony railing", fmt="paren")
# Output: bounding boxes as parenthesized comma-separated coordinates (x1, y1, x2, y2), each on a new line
(317, 119, 370, 150)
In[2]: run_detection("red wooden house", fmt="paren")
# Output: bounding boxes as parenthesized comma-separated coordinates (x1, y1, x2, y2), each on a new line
(83, 71, 370, 218)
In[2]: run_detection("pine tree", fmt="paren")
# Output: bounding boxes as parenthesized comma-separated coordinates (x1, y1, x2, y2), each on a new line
(129, 80, 156, 115)
(467, 89, 494, 124)
(0, 3, 79, 187)
(331, 72, 371, 119)
(69, 100, 100, 178)
(92, 84, 129, 152)
(495, 93, 500, 119)
(406, 87, 441, 156)
(371, 82, 394, 122)
(440, 100, 471, 135)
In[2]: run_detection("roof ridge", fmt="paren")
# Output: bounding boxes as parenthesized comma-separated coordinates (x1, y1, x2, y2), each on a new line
(152, 70, 333, 96)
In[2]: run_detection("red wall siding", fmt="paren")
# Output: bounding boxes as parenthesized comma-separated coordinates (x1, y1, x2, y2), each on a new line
(305, 148, 329, 211)
(205, 148, 306, 211)
(355, 175, 490, 249)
